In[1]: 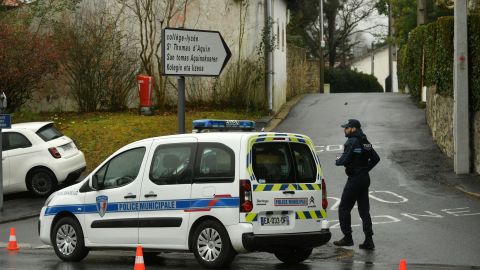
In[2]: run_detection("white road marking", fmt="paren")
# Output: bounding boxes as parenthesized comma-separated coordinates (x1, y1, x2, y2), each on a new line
(441, 207, 480, 216)
(368, 191, 409, 203)
(401, 211, 443, 221)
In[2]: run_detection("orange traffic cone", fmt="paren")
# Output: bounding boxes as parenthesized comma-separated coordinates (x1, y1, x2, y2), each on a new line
(134, 245, 145, 270)
(6, 227, 19, 251)
(399, 259, 407, 270)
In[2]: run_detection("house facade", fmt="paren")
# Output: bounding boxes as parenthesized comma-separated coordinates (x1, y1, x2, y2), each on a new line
(22, 0, 291, 113)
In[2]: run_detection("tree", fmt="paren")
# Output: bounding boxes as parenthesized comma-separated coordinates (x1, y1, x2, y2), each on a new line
(117, 0, 186, 111)
(375, 0, 452, 45)
(0, 17, 60, 112)
(288, 0, 384, 67)
(55, 3, 140, 112)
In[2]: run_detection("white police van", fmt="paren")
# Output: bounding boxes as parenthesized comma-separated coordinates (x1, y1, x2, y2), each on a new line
(39, 120, 331, 268)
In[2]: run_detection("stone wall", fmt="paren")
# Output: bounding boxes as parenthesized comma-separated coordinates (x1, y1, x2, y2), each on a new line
(426, 86, 480, 174)
(425, 86, 454, 159)
(474, 112, 480, 174)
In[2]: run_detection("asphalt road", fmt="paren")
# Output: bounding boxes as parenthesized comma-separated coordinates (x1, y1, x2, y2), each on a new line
(275, 93, 480, 267)
(0, 93, 479, 269)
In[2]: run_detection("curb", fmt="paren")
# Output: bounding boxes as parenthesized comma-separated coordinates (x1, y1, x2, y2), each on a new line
(0, 213, 40, 224)
(455, 186, 480, 199)
(0, 242, 51, 249)
(263, 94, 306, 132)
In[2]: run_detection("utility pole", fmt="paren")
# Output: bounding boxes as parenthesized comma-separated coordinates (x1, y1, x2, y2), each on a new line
(371, 42, 375, 75)
(417, 0, 427, 25)
(386, 2, 393, 92)
(319, 0, 325, 93)
(453, 0, 470, 174)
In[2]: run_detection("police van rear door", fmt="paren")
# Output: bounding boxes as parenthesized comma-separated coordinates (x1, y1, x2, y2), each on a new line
(244, 134, 325, 234)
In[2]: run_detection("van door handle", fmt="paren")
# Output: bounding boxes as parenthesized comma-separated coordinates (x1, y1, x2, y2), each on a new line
(283, 191, 295, 195)
(144, 193, 157, 198)
(124, 194, 136, 199)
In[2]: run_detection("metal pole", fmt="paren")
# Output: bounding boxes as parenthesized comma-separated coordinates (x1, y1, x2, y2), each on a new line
(319, 0, 324, 93)
(266, 0, 273, 112)
(387, 2, 393, 92)
(177, 76, 186, 134)
(371, 42, 375, 75)
(453, 0, 470, 174)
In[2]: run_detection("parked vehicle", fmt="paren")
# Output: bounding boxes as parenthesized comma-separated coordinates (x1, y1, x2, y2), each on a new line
(2, 122, 86, 196)
(39, 120, 330, 268)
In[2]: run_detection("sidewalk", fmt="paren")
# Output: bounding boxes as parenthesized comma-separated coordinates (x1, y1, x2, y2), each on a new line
(1, 92, 479, 225)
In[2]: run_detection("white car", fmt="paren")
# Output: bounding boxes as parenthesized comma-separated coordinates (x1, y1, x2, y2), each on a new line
(2, 122, 86, 196)
(39, 120, 331, 268)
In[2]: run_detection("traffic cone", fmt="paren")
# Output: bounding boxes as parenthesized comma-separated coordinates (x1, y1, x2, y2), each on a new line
(399, 259, 407, 270)
(134, 245, 145, 270)
(6, 227, 19, 251)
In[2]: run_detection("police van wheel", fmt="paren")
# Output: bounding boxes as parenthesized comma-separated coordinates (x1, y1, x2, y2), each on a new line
(52, 217, 89, 262)
(192, 220, 236, 268)
(274, 247, 312, 264)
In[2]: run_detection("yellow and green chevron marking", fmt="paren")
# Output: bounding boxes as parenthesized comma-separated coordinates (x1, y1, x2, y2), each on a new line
(252, 183, 321, 192)
(296, 210, 327, 220)
(244, 210, 327, 223)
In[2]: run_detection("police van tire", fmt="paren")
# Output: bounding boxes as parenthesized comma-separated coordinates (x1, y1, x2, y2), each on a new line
(192, 220, 236, 268)
(52, 216, 89, 262)
(274, 247, 313, 264)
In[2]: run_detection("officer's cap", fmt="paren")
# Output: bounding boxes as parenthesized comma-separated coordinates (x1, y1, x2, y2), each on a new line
(341, 119, 361, 129)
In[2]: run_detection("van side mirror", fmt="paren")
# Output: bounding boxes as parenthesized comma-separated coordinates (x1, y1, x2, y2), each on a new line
(91, 175, 104, 190)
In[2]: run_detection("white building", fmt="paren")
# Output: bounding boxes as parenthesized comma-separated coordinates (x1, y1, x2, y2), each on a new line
(351, 46, 399, 93)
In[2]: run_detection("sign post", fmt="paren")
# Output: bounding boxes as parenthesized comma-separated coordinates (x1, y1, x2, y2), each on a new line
(0, 92, 9, 211)
(162, 28, 231, 133)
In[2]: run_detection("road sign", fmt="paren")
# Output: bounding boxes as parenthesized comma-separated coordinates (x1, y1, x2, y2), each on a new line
(0, 114, 11, 129)
(162, 28, 232, 77)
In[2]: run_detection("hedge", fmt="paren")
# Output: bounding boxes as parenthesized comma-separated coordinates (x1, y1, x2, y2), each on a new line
(398, 15, 480, 112)
(325, 68, 383, 93)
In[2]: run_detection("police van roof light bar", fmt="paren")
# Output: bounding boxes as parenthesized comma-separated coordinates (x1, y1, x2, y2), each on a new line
(192, 119, 255, 132)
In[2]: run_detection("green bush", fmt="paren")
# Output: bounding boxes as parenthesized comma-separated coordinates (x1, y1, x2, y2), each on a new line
(469, 15, 480, 112)
(325, 68, 383, 93)
(404, 24, 427, 101)
(397, 45, 408, 92)
(434, 17, 454, 97)
(398, 15, 480, 112)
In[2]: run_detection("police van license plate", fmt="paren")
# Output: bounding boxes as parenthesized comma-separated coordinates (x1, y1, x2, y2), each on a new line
(260, 215, 289, 226)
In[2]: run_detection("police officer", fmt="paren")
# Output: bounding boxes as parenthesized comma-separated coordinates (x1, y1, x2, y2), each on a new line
(333, 119, 380, 250)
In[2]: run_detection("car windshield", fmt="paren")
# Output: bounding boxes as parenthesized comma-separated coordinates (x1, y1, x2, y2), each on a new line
(36, 124, 64, 142)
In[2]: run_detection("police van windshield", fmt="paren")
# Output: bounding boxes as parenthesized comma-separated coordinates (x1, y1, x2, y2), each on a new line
(252, 142, 316, 184)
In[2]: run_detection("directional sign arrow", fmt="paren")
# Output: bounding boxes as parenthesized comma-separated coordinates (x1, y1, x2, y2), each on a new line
(162, 28, 232, 77)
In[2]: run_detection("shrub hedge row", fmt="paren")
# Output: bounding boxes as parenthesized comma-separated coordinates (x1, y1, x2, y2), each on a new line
(398, 15, 480, 111)
(325, 68, 383, 93)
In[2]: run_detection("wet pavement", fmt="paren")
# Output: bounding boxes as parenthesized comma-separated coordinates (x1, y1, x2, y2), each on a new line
(1, 93, 479, 269)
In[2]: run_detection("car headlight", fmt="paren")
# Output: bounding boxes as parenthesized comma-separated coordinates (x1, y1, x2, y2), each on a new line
(44, 192, 57, 206)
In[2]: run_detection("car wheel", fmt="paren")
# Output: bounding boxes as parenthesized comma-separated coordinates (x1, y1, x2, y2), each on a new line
(192, 220, 236, 268)
(27, 168, 57, 196)
(274, 247, 312, 264)
(52, 216, 89, 262)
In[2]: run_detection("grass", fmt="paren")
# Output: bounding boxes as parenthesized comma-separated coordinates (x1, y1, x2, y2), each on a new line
(13, 110, 264, 172)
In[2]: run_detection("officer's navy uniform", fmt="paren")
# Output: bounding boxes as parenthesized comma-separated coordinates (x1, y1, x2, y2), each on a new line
(335, 120, 380, 249)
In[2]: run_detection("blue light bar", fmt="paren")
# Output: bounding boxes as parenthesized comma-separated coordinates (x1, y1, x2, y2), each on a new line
(193, 119, 255, 131)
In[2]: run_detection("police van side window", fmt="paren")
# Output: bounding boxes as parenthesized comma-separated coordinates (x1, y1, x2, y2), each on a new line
(194, 143, 235, 183)
(94, 147, 146, 190)
(290, 143, 317, 183)
(149, 144, 194, 185)
(252, 142, 294, 184)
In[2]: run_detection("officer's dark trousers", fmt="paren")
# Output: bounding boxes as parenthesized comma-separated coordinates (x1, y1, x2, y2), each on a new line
(338, 172, 373, 237)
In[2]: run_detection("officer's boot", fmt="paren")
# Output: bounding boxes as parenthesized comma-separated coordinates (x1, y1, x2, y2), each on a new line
(333, 234, 353, 247)
(359, 236, 375, 250)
